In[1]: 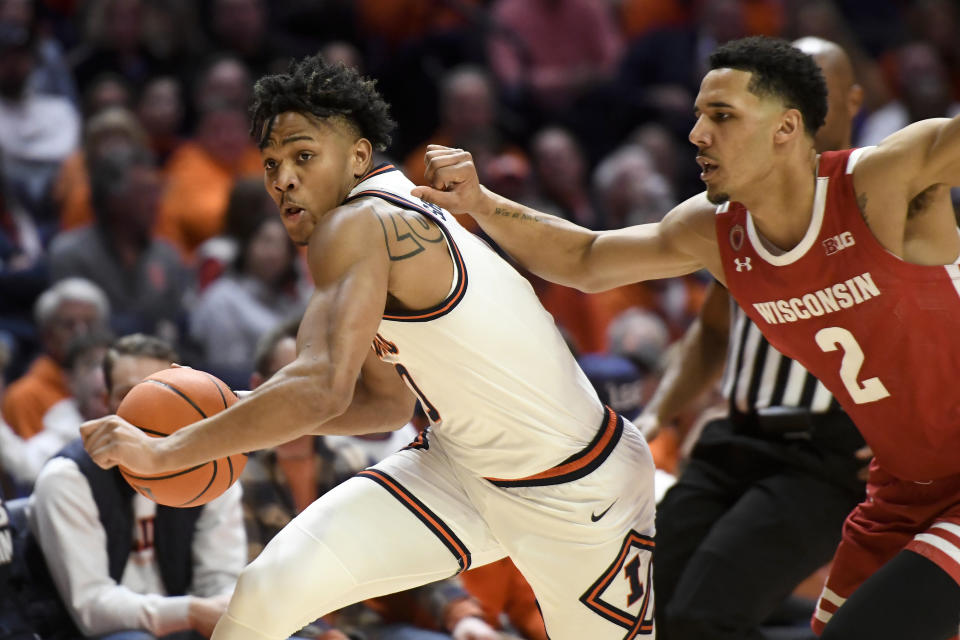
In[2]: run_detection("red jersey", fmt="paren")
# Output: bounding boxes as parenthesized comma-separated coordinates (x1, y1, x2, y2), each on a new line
(716, 148, 960, 482)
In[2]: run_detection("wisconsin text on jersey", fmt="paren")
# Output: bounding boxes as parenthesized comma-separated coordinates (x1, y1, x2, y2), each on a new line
(751, 271, 880, 325)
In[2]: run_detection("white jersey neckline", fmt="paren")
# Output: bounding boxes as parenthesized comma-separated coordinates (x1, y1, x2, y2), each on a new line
(745, 176, 828, 266)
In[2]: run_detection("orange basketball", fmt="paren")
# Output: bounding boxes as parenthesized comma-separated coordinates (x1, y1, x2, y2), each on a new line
(116, 366, 247, 507)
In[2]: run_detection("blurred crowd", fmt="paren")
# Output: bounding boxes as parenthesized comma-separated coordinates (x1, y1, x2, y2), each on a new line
(1, 0, 959, 639)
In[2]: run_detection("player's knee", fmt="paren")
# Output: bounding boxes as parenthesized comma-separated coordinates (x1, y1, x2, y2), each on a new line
(228, 561, 286, 631)
(227, 533, 358, 637)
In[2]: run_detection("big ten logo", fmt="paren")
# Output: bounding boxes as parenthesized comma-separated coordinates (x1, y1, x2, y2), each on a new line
(419, 199, 445, 220)
(372, 334, 400, 362)
(823, 231, 855, 256)
(0, 504, 12, 566)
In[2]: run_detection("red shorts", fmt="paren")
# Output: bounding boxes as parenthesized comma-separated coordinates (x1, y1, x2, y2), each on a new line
(812, 460, 960, 634)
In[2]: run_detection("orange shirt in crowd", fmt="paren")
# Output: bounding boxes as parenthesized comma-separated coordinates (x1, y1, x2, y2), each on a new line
(358, 590, 485, 633)
(460, 558, 547, 640)
(1, 355, 70, 439)
(357, 0, 481, 48)
(156, 142, 262, 258)
(535, 278, 706, 355)
(54, 151, 94, 231)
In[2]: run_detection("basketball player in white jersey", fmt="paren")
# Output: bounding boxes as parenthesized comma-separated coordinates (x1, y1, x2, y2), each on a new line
(413, 36, 960, 640)
(81, 57, 658, 639)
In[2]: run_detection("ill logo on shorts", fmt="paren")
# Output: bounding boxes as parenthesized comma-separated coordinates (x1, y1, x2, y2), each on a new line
(580, 530, 655, 637)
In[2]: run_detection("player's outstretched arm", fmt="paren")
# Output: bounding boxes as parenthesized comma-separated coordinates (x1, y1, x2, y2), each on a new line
(636, 281, 730, 440)
(413, 145, 712, 292)
(82, 204, 397, 473)
(855, 115, 960, 224)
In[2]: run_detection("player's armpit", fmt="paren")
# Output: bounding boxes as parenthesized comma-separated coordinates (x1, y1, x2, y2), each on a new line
(859, 116, 960, 200)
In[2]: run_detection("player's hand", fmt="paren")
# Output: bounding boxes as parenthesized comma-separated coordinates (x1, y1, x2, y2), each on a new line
(411, 145, 491, 217)
(189, 593, 232, 638)
(80, 414, 165, 473)
(854, 445, 873, 482)
(451, 616, 500, 640)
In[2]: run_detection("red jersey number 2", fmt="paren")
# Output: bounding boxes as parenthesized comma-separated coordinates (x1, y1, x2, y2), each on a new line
(815, 327, 890, 404)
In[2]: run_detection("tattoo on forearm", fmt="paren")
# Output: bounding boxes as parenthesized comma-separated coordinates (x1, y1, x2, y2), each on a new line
(494, 207, 541, 223)
(376, 210, 445, 261)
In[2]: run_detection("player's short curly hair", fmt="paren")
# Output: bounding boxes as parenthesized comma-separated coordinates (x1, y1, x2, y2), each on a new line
(250, 54, 395, 151)
(709, 36, 827, 137)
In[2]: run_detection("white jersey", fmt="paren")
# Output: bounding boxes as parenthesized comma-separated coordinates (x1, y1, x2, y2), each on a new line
(346, 165, 606, 480)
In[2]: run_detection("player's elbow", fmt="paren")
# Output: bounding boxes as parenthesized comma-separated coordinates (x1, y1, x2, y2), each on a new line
(319, 377, 356, 421)
(284, 363, 354, 425)
(568, 235, 611, 293)
(380, 392, 417, 432)
(575, 274, 612, 294)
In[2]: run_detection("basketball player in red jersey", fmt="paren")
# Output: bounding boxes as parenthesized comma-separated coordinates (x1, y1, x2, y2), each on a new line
(415, 36, 960, 640)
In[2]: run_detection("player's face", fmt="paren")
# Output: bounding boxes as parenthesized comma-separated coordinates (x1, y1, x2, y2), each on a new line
(260, 112, 367, 245)
(689, 69, 784, 204)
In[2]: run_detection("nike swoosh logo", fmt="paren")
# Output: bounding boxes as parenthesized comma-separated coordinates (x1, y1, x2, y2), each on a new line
(591, 499, 618, 522)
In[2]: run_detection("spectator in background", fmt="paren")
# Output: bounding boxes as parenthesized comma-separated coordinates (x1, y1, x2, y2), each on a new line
(1, 277, 109, 439)
(906, 0, 960, 99)
(528, 126, 598, 229)
(189, 206, 308, 381)
(70, 0, 164, 93)
(80, 71, 132, 116)
(138, 0, 205, 85)
(0, 147, 47, 376)
(787, 0, 889, 116)
(192, 177, 273, 291)
(241, 320, 497, 640)
(192, 56, 252, 114)
(0, 11, 80, 225)
(49, 148, 190, 342)
(0, 329, 111, 491)
(158, 101, 262, 257)
(618, 0, 753, 143)
(0, 479, 38, 639)
(136, 75, 185, 165)
(0, 0, 78, 104)
(54, 106, 149, 230)
(205, 0, 276, 78)
(28, 333, 244, 639)
(627, 122, 706, 202)
(858, 41, 960, 147)
(487, 0, 622, 115)
(403, 66, 512, 187)
(319, 41, 363, 73)
(592, 144, 675, 230)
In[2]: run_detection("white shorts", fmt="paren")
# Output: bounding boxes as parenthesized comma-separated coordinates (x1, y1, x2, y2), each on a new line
(224, 409, 657, 640)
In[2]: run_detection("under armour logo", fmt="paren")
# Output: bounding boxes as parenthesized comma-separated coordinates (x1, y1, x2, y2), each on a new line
(734, 257, 752, 272)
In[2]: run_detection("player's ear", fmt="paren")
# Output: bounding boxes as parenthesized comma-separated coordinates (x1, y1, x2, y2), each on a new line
(352, 138, 373, 178)
(847, 84, 864, 120)
(774, 108, 803, 144)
